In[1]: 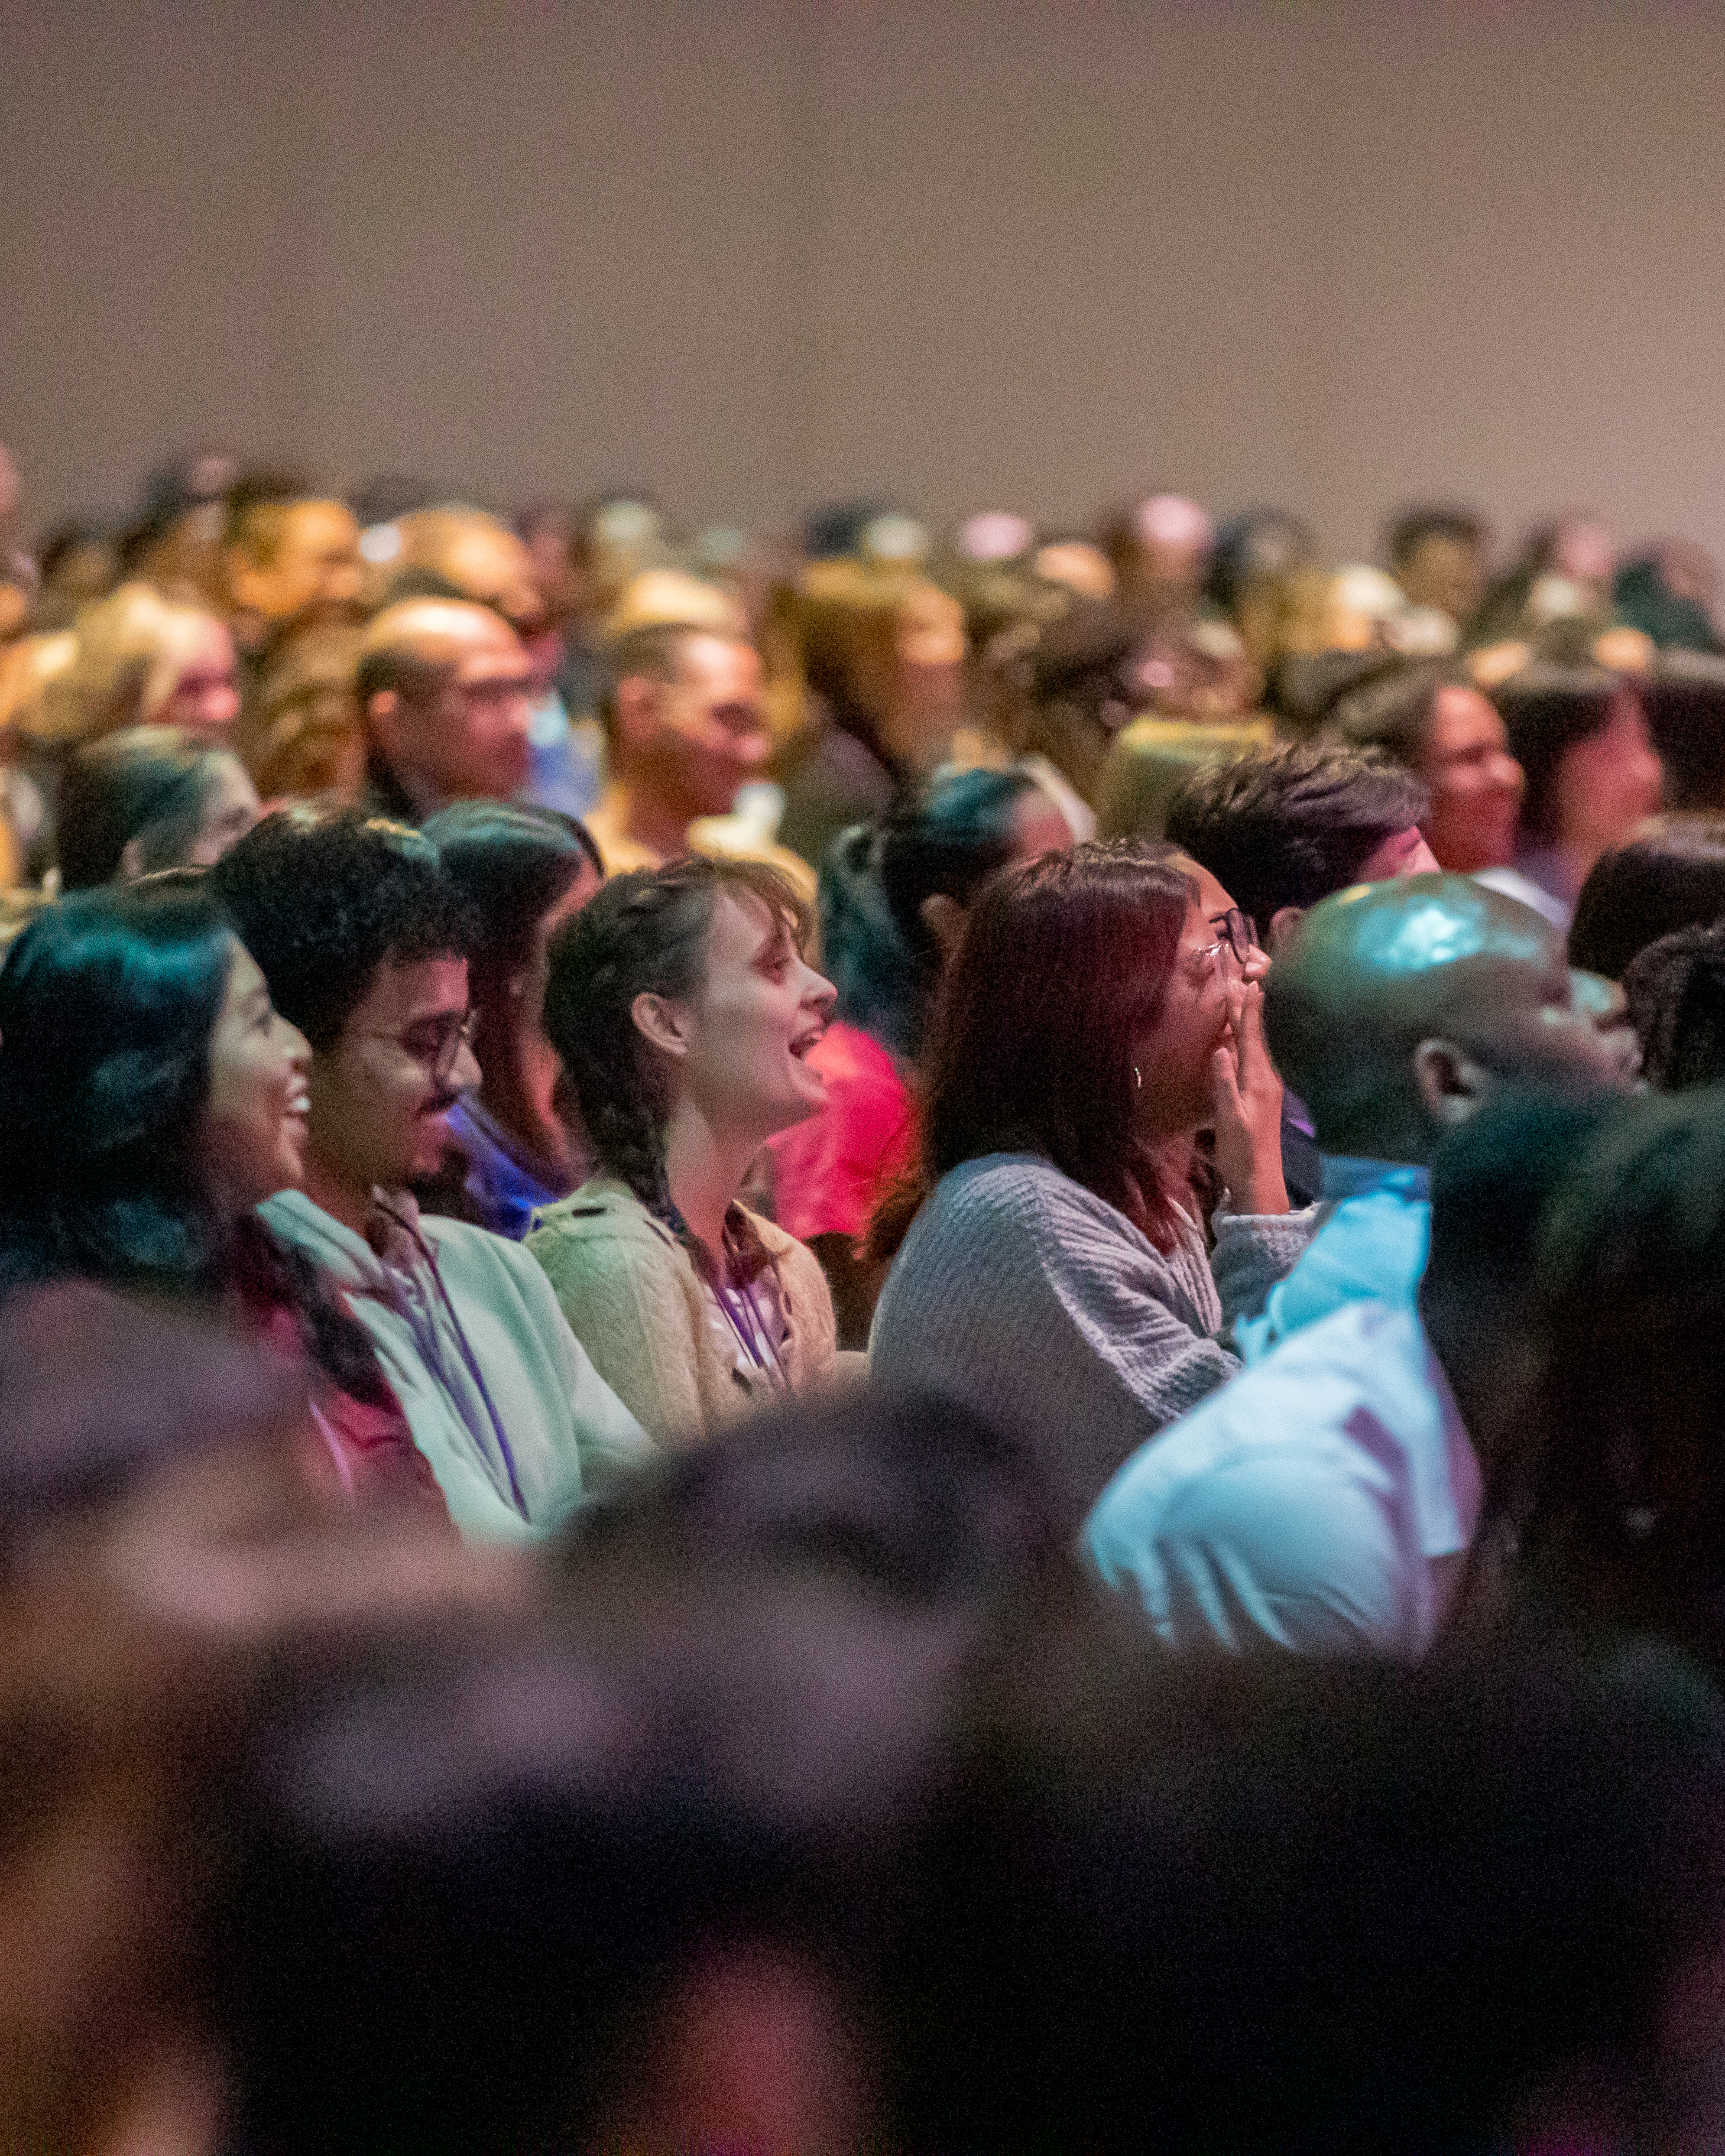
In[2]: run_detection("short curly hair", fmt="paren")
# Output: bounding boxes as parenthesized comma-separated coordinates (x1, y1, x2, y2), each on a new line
(1165, 740, 1428, 926)
(210, 806, 475, 1050)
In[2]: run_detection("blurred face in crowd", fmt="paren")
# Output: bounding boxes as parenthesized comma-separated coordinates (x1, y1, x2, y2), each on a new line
(156, 615, 241, 733)
(1554, 687, 1664, 868)
(182, 754, 262, 869)
(1131, 901, 1238, 1138)
(231, 501, 365, 629)
(202, 941, 312, 1210)
(618, 635, 771, 822)
(1419, 686, 1524, 874)
(308, 954, 480, 1194)
(1399, 532, 1485, 626)
(368, 603, 536, 804)
(634, 890, 835, 1149)
(886, 582, 967, 765)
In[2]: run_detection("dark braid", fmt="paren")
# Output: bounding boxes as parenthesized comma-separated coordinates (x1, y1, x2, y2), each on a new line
(543, 856, 812, 1230)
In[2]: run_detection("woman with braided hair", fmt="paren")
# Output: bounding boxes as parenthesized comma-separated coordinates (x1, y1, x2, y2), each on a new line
(527, 855, 839, 1441)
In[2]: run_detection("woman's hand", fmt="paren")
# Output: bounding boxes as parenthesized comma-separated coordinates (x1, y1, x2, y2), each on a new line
(1208, 975, 1289, 1215)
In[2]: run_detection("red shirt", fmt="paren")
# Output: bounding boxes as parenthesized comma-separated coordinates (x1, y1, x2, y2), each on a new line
(764, 1021, 918, 1245)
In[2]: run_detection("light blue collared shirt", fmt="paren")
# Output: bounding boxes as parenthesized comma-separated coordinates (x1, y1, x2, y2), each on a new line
(1234, 1155, 1429, 1365)
(1084, 1298, 1481, 1659)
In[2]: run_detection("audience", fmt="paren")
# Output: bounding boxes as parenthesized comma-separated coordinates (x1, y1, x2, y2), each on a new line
(417, 800, 602, 1236)
(767, 766, 1071, 1344)
(529, 856, 839, 1440)
(1328, 659, 1526, 874)
(0, 884, 442, 1514)
(1087, 1087, 1611, 1657)
(355, 596, 536, 818)
(56, 725, 260, 888)
(1625, 919, 1725, 1089)
(212, 808, 650, 1534)
(1565, 810, 1725, 979)
(586, 620, 775, 871)
(9, 434, 1725, 2145)
(1241, 872, 1638, 1358)
(869, 842, 1315, 1532)
(1491, 659, 1665, 927)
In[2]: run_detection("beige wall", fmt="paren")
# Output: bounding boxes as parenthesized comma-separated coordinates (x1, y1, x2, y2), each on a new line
(5, 1, 1725, 569)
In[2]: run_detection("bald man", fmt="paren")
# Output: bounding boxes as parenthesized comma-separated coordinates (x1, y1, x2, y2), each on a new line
(357, 598, 534, 819)
(1234, 873, 1636, 1361)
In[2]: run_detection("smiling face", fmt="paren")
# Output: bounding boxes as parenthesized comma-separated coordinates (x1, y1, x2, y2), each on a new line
(307, 954, 480, 1197)
(1130, 901, 1235, 1140)
(646, 890, 836, 1148)
(202, 941, 313, 1211)
(1422, 686, 1525, 873)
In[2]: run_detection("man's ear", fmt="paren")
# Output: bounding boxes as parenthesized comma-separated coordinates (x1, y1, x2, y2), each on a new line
(116, 835, 146, 885)
(1267, 904, 1304, 956)
(920, 891, 966, 962)
(631, 989, 689, 1061)
(613, 677, 660, 752)
(1411, 1037, 1490, 1130)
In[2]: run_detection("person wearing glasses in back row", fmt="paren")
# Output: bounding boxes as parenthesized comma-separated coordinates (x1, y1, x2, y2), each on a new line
(212, 808, 651, 1540)
(354, 596, 537, 822)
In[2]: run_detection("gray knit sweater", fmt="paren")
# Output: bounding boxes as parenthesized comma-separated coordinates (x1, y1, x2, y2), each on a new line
(868, 1152, 1318, 1533)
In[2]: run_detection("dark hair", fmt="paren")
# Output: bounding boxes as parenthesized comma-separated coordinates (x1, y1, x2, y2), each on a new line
(1386, 506, 1485, 573)
(1623, 923, 1725, 1090)
(821, 768, 1042, 1059)
(0, 887, 235, 1284)
(1165, 741, 1428, 926)
(223, 468, 317, 565)
(0, 885, 398, 1404)
(1202, 508, 1318, 620)
(1643, 650, 1725, 809)
(423, 801, 597, 985)
(210, 807, 474, 1051)
(1326, 658, 1447, 768)
(544, 856, 811, 1223)
(1504, 1090, 1725, 1668)
(56, 725, 241, 890)
(1493, 664, 1630, 845)
(1566, 814, 1725, 980)
(920, 842, 1190, 1249)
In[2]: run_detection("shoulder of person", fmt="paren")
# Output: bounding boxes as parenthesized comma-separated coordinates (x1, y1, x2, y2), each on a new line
(527, 1177, 683, 1256)
(933, 1154, 1152, 1250)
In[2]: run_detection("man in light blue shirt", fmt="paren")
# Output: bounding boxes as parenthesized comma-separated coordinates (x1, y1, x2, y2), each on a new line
(1087, 1089, 1613, 1657)
(1236, 874, 1638, 1362)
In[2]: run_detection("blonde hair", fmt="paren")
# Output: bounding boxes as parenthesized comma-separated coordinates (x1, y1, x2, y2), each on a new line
(31, 584, 229, 746)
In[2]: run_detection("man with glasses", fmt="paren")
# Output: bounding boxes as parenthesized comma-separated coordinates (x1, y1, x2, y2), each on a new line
(356, 596, 537, 820)
(213, 808, 650, 1538)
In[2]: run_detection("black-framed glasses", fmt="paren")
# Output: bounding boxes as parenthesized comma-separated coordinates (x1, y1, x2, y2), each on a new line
(1208, 908, 1258, 965)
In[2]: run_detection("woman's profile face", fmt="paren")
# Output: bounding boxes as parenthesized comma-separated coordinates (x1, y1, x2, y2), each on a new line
(1129, 902, 1236, 1139)
(670, 891, 836, 1145)
(203, 941, 313, 1212)
(158, 619, 240, 734)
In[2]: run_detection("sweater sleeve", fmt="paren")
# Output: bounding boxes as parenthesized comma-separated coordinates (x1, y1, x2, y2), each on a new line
(527, 1219, 708, 1447)
(1210, 1202, 1321, 1337)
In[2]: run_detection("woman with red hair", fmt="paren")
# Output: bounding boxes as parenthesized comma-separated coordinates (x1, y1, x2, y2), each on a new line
(868, 841, 1315, 1531)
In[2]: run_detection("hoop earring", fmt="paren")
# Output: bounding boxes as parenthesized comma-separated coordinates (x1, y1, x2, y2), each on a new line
(1133, 1066, 1142, 1090)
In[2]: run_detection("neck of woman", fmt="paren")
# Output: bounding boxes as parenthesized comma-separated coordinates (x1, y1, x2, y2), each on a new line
(660, 1097, 760, 1274)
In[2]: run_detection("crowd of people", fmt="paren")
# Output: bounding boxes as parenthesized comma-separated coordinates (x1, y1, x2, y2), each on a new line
(7, 437, 1725, 2147)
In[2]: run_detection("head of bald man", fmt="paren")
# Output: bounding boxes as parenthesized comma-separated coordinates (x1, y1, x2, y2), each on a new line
(1264, 873, 1638, 1165)
(356, 598, 533, 809)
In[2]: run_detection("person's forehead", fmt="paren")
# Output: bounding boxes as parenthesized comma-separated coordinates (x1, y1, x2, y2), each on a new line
(453, 616, 530, 674)
(346, 953, 469, 1030)
(678, 635, 761, 696)
(1432, 684, 1502, 744)
(1169, 852, 1231, 918)
(706, 885, 789, 965)
(222, 937, 266, 1002)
